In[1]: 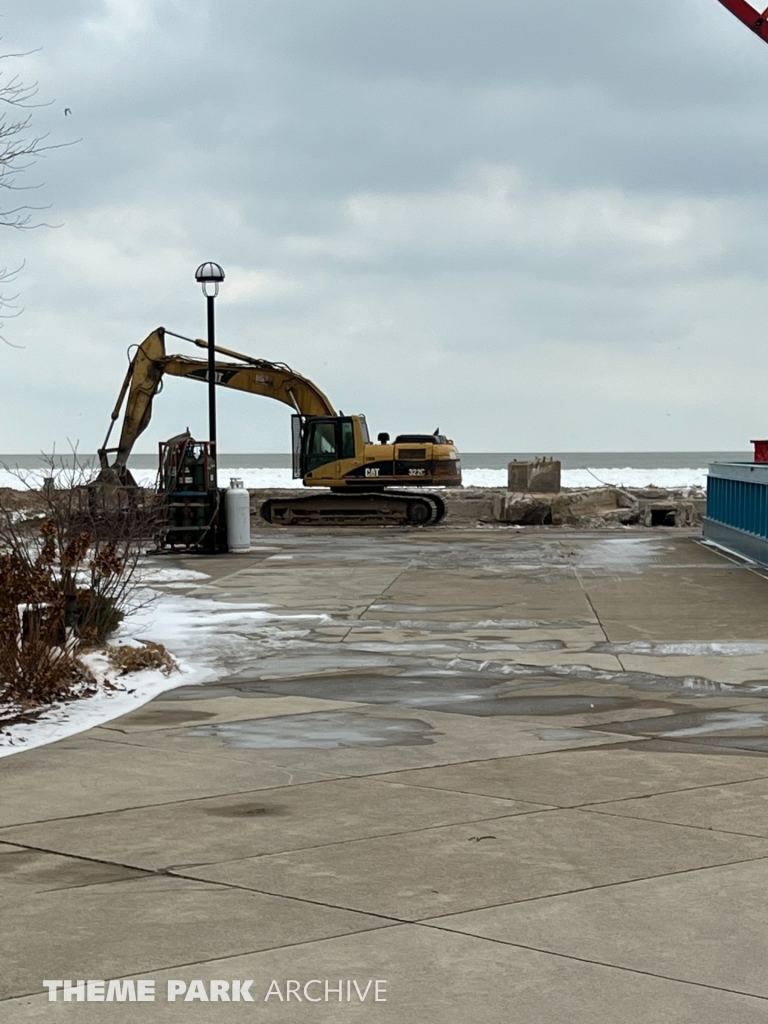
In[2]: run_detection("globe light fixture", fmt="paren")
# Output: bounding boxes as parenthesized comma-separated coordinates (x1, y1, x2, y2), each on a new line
(195, 261, 225, 297)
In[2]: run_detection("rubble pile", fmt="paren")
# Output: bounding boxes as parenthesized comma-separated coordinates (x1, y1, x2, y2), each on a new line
(493, 485, 706, 528)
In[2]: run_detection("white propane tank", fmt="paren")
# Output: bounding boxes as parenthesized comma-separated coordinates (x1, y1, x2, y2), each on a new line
(225, 478, 251, 552)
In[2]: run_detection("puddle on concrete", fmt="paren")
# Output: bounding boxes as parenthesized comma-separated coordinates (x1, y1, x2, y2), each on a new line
(251, 672, 514, 709)
(436, 659, 667, 691)
(343, 641, 466, 654)
(140, 534, 768, 761)
(250, 673, 651, 718)
(186, 711, 436, 749)
(593, 641, 768, 658)
(601, 710, 768, 739)
(571, 538, 666, 573)
(464, 640, 566, 652)
(412, 694, 642, 717)
(168, 650, 766, 711)
(443, 656, 768, 697)
(665, 712, 768, 737)
(341, 639, 567, 656)
(162, 683, 268, 701)
(469, 695, 635, 716)
(245, 533, 583, 572)
(349, 631, 565, 654)
(369, 603, 484, 614)
(474, 618, 594, 630)
(251, 531, 677, 575)
(537, 728, 595, 741)
(146, 583, 760, 705)
(360, 617, 591, 634)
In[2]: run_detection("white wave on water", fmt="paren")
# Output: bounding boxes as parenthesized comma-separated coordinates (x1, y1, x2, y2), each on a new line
(563, 467, 707, 490)
(461, 467, 708, 489)
(0, 465, 709, 491)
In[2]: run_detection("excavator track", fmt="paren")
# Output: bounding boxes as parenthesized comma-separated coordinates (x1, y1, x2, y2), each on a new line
(260, 490, 446, 527)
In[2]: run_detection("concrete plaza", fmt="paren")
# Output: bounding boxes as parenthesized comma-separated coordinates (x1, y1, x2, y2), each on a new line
(3, 526, 768, 1021)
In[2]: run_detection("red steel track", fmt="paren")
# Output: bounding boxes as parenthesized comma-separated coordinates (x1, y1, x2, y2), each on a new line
(716, 0, 768, 43)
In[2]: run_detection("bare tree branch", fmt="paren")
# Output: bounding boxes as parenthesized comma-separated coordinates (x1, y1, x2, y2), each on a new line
(0, 45, 78, 344)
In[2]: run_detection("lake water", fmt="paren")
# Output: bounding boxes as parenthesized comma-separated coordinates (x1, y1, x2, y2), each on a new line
(0, 451, 749, 490)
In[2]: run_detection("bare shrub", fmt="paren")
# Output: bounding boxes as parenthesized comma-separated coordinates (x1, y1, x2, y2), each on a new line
(0, 453, 158, 710)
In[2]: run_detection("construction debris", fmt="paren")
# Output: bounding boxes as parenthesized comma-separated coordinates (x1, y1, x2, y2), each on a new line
(493, 485, 705, 528)
(3, 483, 707, 531)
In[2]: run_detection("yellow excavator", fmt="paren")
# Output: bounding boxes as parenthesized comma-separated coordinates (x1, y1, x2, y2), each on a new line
(97, 327, 462, 525)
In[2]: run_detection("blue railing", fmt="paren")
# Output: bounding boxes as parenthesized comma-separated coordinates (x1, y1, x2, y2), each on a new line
(704, 462, 768, 564)
(707, 475, 768, 538)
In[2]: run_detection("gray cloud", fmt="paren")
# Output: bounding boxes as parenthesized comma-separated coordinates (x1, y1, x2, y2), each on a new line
(3, 0, 768, 454)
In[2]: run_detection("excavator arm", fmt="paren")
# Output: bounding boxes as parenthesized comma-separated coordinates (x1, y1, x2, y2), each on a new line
(98, 327, 336, 483)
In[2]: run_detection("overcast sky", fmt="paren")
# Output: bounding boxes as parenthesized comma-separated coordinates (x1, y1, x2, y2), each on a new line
(2, 0, 768, 453)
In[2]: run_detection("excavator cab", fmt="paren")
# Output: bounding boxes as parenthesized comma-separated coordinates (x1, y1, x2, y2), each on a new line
(292, 415, 365, 478)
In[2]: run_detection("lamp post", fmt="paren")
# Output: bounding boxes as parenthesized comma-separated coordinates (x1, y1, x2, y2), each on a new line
(194, 262, 225, 461)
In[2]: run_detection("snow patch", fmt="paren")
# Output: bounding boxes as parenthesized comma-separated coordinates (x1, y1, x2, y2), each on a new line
(0, 649, 215, 758)
(0, 588, 332, 757)
(135, 566, 211, 585)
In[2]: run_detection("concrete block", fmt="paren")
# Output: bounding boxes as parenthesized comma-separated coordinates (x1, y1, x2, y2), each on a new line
(566, 487, 622, 520)
(508, 458, 561, 493)
(549, 493, 573, 526)
(444, 490, 498, 523)
(493, 493, 553, 524)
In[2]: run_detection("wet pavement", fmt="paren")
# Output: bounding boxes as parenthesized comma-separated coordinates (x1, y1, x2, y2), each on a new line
(4, 526, 768, 1021)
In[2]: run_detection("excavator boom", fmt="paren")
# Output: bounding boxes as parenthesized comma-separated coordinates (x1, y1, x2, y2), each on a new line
(98, 327, 335, 480)
(163, 355, 336, 417)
